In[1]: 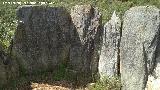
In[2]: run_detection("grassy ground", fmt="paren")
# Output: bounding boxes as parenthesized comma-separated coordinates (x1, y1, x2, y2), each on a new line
(2, 71, 86, 90)
(1, 63, 121, 90)
(2, 71, 121, 90)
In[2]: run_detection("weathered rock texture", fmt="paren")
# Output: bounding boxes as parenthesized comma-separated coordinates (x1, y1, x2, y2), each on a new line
(120, 6, 160, 90)
(12, 6, 72, 74)
(148, 21, 160, 90)
(145, 75, 160, 90)
(9, 4, 160, 89)
(98, 11, 121, 79)
(12, 5, 102, 77)
(70, 5, 102, 76)
(0, 45, 7, 86)
(0, 44, 18, 86)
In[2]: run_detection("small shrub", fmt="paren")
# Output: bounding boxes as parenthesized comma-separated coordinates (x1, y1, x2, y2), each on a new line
(88, 76, 121, 90)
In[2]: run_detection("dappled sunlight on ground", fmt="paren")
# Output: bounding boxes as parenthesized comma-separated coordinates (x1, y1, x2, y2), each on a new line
(31, 81, 89, 90)
(31, 82, 71, 90)
(3, 71, 90, 90)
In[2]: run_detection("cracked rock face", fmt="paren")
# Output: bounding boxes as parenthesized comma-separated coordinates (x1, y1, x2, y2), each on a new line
(120, 6, 160, 90)
(12, 6, 72, 74)
(98, 11, 121, 79)
(70, 5, 102, 76)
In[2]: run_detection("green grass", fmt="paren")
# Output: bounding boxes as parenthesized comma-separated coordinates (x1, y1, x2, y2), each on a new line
(88, 76, 121, 90)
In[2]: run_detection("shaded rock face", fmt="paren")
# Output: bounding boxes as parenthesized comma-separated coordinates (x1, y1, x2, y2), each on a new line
(120, 6, 160, 90)
(70, 5, 102, 76)
(98, 11, 121, 79)
(0, 49, 7, 86)
(12, 6, 72, 74)
(0, 44, 18, 86)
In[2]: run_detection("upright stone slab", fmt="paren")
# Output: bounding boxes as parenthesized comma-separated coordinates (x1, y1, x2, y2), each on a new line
(120, 6, 160, 90)
(70, 5, 102, 76)
(12, 6, 72, 74)
(98, 11, 121, 79)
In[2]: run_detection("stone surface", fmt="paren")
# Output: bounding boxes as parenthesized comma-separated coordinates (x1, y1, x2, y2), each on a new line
(12, 5, 72, 74)
(120, 6, 160, 90)
(145, 75, 160, 90)
(0, 44, 18, 87)
(0, 50, 7, 86)
(98, 11, 121, 79)
(146, 28, 160, 90)
(70, 5, 102, 76)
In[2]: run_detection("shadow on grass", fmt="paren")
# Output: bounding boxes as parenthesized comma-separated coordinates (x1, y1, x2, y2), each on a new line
(2, 68, 92, 90)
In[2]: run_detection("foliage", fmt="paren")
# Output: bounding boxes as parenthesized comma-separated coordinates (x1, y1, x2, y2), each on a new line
(88, 76, 121, 90)
(0, 3, 18, 49)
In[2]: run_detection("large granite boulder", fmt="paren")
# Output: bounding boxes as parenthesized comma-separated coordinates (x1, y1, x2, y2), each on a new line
(70, 5, 102, 76)
(98, 11, 121, 80)
(12, 6, 72, 74)
(120, 6, 160, 90)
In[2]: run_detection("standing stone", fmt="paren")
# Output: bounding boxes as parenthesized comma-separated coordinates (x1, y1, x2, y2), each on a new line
(120, 6, 160, 90)
(98, 11, 121, 80)
(70, 5, 102, 76)
(12, 5, 72, 74)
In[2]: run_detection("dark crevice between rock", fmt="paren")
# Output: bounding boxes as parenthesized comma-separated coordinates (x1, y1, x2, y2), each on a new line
(151, 23, 160, 78)
(142, 44, 149, 89)
(144, 23, 160, 89)
(117, 19, 123, 76)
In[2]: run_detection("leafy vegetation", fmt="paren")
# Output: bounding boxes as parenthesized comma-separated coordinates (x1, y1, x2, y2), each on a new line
(88, 77, 121, 90)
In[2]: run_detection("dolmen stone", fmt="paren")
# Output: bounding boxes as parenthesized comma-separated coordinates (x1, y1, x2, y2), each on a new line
(98, 11, 121, 80)
(12, 5, 72, 74)
(70, 5, 102, 76)
(120, 6, 160, 90)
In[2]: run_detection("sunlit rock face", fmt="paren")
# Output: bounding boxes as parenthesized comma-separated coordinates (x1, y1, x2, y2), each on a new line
(145, 75, 160, 90)
(12, 6, 72, 74)
(98, 11, 121, 79)
(70, 5, 102, 76)
(120, 6, 160, 90)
